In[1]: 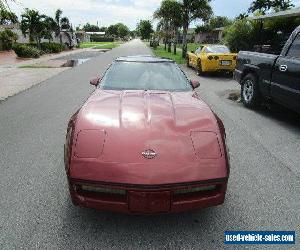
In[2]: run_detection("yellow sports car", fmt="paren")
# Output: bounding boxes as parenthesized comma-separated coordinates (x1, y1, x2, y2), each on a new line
(187, 45, 237, 75)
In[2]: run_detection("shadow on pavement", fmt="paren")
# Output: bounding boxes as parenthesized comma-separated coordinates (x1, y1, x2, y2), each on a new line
(258, 103, 300, 129)
(57, 198, 233, 248)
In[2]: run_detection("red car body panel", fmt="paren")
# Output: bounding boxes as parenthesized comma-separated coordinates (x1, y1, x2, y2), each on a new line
(65, 59, 229, 214)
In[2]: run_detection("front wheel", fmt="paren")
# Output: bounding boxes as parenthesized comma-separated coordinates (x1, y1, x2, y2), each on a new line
(241, 73, 262, 109)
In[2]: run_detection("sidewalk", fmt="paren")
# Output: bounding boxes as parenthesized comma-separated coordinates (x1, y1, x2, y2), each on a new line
(0, 48, 93, 101)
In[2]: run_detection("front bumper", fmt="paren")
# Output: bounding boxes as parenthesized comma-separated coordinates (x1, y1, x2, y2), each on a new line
(68, 178, 228, 214)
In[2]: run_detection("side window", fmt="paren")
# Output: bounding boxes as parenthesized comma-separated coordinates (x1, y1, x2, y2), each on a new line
(287, 33, 300, 58)
(203, 47, 210, 53)
(195, 48, 201, 54)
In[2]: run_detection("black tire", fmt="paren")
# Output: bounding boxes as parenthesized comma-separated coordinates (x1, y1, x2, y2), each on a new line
(241, 73, 262, 109)
(197, 59, 203, 75)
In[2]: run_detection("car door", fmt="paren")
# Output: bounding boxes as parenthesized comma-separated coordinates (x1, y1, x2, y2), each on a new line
(271, 32, 300, 112)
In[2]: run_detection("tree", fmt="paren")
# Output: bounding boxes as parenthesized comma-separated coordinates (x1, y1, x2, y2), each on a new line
(82, 23, 100, 32)
(248, 0, 294, 14)
(107, 24, 119, 37)
(42, 16, 57, 42)
(180, 0, 213, 58)
(0, 8, 18, 25)
(223, 19, 255, 52)
(99, 26, 107, 32)
(236, 13, 249, 20)
(54, 9, 71, 44)
(195, 16, 232, 34)
(117, 23, 129, 38)
(154, 0, 182, 54)
(0, 29, 17, 50)
(136, 20, 153, 40)
(209, 16, 232, 29)
(20, 8, 46, 48)
(60, 17, 70, 30)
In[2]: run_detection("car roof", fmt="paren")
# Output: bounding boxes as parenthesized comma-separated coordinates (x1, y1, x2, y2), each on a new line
(203, 44, 228, 47)
(115, 55, 174, 63)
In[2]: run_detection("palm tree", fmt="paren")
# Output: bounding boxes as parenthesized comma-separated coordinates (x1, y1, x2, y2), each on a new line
(20, 8, 46, 48)
(180, 0, 212, 58)
(54, 9, 71, 45)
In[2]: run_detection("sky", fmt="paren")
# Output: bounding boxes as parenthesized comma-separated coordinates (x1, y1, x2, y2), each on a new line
(9, 0, 300, 30)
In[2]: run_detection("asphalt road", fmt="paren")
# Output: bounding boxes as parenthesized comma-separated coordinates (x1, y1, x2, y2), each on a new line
(0, 39, 299, 250)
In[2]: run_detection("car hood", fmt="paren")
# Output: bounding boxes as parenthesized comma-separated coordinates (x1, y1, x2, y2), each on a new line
(70, 90, 227, 184)
(77, 89, 218, 131)
(74, 89, 221, 160)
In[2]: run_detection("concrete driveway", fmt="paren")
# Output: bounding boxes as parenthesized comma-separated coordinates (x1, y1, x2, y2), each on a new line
(0, 39, 299, 250)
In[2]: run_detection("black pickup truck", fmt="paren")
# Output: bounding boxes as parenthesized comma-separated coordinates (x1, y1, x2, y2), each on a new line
(234, 25, 300, 114)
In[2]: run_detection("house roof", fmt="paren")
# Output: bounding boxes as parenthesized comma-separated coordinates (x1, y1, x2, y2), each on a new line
(85, 32, 106, 35)
(250, 7, 300, 20)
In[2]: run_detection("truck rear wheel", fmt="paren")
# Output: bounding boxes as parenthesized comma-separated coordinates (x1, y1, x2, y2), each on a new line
(241, 73, 262, 109)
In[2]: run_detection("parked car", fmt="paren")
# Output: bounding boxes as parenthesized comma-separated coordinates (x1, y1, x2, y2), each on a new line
(149, 38, 159, 48)
(187, 45, 237, 75)
(64, 55, 230, 214)
(234, 25, 300, 113)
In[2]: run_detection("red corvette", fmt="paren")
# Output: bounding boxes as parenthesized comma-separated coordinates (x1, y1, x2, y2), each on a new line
(64, 56, 229, 214)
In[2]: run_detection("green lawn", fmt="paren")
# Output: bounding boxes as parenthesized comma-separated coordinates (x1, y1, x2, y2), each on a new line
(151, 45, 186, 64)
(79, 42, 122, 49)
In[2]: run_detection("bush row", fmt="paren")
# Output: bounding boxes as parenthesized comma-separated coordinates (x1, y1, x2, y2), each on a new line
(90, 35, 114, 42)
(40, 42, 65, 53)
(12, 44, 41, 58)
(12, 42, 66, 58)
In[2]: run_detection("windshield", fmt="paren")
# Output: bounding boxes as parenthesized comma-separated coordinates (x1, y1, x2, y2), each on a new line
(100, 61, 192, 91)
(206, 45, 230, 53)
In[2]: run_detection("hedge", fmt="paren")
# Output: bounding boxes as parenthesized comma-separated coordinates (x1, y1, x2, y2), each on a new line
(12, 44, 41, 58)
(40, 42, 65, 53)
(90, 35, 114, 42)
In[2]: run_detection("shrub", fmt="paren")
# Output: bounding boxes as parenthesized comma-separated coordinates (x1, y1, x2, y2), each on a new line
(222, 19, 256, 52)
(12, 43, 41, 58)
(0, 29, 18, 50)
(40, 42, 65, 53)
(90, 35, 114, 42)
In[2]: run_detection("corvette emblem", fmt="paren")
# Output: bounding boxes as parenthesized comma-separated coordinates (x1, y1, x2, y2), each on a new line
(142, 149, 157, 159)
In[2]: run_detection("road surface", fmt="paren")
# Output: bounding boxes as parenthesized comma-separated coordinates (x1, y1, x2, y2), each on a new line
(0, 39, 299, 250)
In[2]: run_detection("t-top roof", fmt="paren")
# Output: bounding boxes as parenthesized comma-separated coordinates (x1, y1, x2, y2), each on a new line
(115, 55, 174, 63)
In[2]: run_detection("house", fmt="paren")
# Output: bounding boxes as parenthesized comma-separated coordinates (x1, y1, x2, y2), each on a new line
(194, 27, 224, 44)
(177, 28, 196, 44)
(75, 31, 91, 42)
(0, 23, 77, 47)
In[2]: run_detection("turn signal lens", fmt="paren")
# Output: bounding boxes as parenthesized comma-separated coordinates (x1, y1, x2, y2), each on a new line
(174, 185, 216, 194)
(81, 185, 126, 195)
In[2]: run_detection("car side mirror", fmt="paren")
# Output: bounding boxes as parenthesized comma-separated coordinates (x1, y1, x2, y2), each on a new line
(190, 79, 200, 89)
(90, 77, 101, 86)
